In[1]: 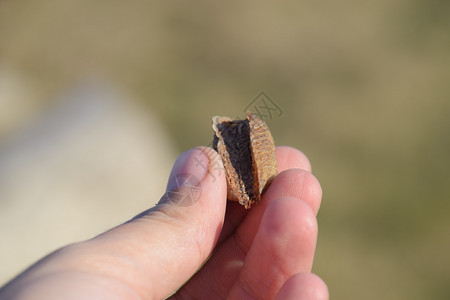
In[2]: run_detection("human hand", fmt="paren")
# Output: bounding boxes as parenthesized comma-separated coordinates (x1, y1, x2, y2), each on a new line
(0, 146, 328, 300)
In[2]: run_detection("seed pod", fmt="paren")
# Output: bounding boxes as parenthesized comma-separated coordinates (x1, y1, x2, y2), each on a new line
(212, 112, 277, 209)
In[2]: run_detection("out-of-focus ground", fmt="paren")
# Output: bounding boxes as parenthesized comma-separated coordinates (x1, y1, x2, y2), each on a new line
(0, 1, 449, 299)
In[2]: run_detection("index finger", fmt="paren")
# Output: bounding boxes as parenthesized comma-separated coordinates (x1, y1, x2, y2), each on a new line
(217, 146, 313, 246)
(276, 146, 312, 173)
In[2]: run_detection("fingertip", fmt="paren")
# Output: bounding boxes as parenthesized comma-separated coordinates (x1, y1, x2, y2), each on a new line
(276, 146, 312, 173)
(264, 169, 322, 215)
(162, 146, 226, 207)
(276, 273, 329, 300)
(263, 197, 318, 244)
(198, 146, 224, 170)
(261, 197, 318, 271)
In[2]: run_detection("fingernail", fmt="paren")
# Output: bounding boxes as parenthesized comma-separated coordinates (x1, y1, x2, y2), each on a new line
(166, 148, 209, 192)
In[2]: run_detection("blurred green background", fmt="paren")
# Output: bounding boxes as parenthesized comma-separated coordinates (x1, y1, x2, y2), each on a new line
(1, 0, 449, 299)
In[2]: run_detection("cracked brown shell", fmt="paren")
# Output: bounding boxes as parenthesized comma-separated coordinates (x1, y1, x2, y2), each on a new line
(212, 112, 278, 209)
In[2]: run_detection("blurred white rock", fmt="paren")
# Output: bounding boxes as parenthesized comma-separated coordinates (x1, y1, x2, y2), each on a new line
(0, 80, 176, 285)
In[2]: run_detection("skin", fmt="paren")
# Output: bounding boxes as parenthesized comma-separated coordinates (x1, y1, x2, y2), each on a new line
(0, 146, 328, 300)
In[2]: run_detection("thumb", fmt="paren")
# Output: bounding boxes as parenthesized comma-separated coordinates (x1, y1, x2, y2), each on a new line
(88, 147, 227, 299)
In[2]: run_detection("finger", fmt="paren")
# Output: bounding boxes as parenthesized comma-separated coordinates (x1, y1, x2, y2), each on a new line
(227, 197, 318, 299)
(216, 146, 313, 246)
(235, 168, 322, 252)
(275, 273, 329, 300)
(60, 147, 227, 299)
(262, 168, 322, 215)
(276, 146, 312, 172)
(173, 168, 322, 298)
